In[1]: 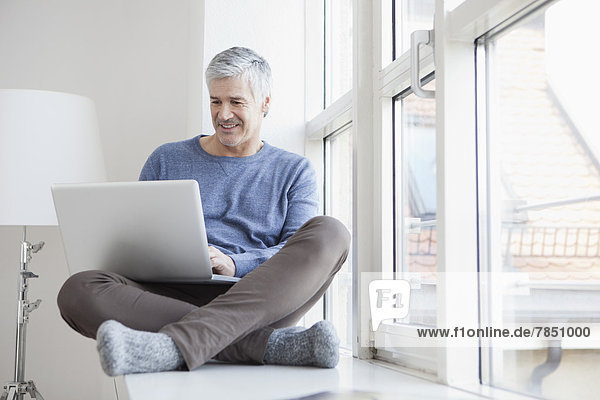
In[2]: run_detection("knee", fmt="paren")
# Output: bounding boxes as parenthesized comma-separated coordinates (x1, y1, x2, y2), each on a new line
(57, 270, 126, 338)
(57, 270, 118, 318)
(57, 271, 93, 316)
(304, 216, 351, 255)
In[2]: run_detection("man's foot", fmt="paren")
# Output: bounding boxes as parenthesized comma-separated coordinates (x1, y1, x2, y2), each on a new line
(263, 320, 340, 368)
(96, 320, 185, 376)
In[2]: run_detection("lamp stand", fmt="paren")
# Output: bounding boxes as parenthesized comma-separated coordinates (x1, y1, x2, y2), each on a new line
(1, 227, 45, 400)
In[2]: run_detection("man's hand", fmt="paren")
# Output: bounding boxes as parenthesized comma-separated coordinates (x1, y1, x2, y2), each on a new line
(208, 246, 236, 277)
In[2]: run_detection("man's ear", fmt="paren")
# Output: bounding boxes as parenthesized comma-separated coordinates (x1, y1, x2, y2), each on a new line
(262, 95, 271, 117)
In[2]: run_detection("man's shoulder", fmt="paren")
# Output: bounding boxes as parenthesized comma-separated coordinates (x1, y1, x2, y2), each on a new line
(151, 136, 198, 157)
(265, 143, 311, 167)
(262, 144, 316, 188)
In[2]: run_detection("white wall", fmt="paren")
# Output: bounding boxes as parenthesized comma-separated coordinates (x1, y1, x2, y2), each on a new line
(0, 1, 307, 399)
(201, 0, 307, 153)
(0, 1, 197, 399)
(0, 0, 196, 182)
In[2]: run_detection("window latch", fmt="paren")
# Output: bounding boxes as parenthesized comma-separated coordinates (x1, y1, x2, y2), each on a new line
(410, 29, 435, 99)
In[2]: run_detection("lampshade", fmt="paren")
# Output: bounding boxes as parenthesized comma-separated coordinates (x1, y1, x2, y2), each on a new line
(0, 89, 107, 226)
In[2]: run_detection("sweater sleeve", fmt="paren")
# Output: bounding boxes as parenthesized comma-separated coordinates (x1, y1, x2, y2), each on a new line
(229, 160, 319, 277)
(139, 151, 160, 181)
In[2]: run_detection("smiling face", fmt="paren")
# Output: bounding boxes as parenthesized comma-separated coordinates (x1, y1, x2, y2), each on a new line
(209, 76, 270, 153)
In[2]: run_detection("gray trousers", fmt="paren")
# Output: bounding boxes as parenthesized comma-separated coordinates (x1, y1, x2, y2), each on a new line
(57, 216, 350, 370)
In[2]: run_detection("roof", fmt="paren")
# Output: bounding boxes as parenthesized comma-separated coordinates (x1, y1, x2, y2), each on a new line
(406, 19, 600, 282)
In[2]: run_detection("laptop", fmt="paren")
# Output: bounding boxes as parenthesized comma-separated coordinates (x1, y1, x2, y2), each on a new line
(51, 180, 240, 283)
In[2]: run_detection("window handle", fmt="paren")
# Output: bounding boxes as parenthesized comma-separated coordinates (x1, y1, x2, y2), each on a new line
(410, 29, 435, 99)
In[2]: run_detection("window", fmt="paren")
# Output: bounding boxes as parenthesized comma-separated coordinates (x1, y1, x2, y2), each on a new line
(394, 79, 437, 326)
(478, 1, 600, 398)
(307, 0, 600, 396)
(304, 0, 353, 349)
(325, 0, 353, 106)
(393, 0, 434, 58)
(305, 0, 352, 120)
(324, 125, 353, 349)
(368, 78, 439, 374)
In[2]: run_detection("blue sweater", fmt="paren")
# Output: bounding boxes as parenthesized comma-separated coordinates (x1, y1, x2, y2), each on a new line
(139, 136, 319, 277)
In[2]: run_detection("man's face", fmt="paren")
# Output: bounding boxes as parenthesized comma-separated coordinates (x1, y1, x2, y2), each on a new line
(209, 77, 269, 149)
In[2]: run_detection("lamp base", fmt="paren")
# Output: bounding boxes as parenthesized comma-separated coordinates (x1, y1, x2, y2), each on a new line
(2, 228, 45, 400)
(1, 381, 44, 400)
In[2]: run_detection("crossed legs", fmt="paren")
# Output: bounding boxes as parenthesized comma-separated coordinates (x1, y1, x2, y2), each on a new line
(57, 216, 350, 372)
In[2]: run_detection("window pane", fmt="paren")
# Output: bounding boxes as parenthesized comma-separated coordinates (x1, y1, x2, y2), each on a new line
(305, 0, 326, 121)
(393, 0, 434, 58)
(482, 1, 600, 398)
(394, 79, 436, 326)
(325, 126, 353, 349)
(326, 0, 352, 105)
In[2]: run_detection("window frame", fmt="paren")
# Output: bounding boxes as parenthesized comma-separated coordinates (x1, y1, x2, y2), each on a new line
(305, 0, 557, 396)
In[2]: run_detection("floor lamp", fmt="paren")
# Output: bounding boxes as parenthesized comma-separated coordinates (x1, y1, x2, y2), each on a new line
(0, 89, 106, 400)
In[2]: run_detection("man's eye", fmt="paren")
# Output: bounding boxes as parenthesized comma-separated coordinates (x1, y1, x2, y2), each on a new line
(211, 100, 220, 104)
(232, 101, 242, 105)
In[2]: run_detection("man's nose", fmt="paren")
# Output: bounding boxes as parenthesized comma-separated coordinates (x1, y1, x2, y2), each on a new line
(219, 104, 234, 120)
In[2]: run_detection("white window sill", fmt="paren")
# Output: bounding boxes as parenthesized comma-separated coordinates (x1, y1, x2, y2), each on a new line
(115, 353, 486, 400)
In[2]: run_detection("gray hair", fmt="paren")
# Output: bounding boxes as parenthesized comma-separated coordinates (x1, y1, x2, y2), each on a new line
(205, 47, 272, 104)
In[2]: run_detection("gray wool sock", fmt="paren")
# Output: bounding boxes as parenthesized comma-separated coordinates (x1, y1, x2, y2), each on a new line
(263, 320, 340, 368)
(96, 320, 185, 376)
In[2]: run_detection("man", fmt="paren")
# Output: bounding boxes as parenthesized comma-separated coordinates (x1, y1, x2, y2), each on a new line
(57, 47, 350, 376)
